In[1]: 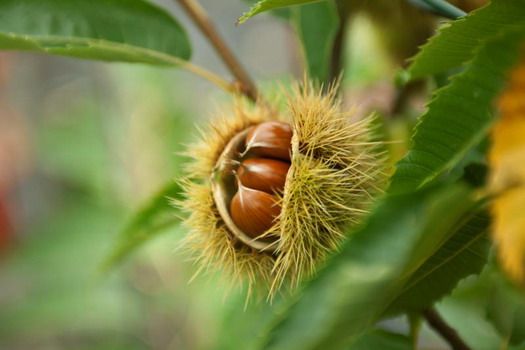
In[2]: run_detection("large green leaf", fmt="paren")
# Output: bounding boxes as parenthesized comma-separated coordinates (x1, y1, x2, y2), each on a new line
(0, 0, 191, 64)
(238, 0, 321, 23)
(384, 211, 490, 316)
(101, 181, 182, 271)
(292, 1, 339, 83)
(407, 0, 525, 80)
(258, 183, 478, 350)
(389, 28, 525, 194)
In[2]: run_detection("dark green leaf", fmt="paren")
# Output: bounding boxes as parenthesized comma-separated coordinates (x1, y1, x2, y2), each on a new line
(385, 212, 490, 316)
(389, 28, 525, 194)
(101, 181, 182, 271)
(258, 183, 478, 350)
(407, 0, 525, 80)
(238, 0, 321, 23)
(292, 1, 339, 82)
(0, 0, 191, 64)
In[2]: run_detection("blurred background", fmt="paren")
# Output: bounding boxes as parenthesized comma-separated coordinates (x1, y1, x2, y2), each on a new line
(0, 1, 486, 349)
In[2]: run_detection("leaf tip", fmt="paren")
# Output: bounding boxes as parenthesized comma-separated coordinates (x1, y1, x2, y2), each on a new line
(236, 13, 251, 25)
(237, 1, 266, 25)
(395, 69, 412, 86)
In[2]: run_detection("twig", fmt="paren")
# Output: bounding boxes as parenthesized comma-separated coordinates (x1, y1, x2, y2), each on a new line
(176, 0, 258, 102)
(423, 308, 471, 350)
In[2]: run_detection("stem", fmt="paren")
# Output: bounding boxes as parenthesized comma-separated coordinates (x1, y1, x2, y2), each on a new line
(408, 0, 466, 19)
(328, 3, 349, 86)
(423, 308, 471, 350)
(177, 59, 237, 94)
(391, 80, 425, 115)
(176, 0, 258, 102)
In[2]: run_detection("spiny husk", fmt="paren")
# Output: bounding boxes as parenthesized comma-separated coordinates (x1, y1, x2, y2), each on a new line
(177, 101, 278, 297)
(178, 83, 385, 299)
(271, 83, 384, 293)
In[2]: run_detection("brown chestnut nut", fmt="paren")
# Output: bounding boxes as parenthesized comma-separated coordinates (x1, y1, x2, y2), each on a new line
(245, 121, 292, 161)
(230, 183, 281, 239)
(237, 158, 290, 194)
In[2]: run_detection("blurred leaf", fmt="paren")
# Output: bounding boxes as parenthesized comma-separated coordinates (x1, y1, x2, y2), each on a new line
(437, 265, 525, 350)
(389, 28, 525, 194)
(101, 181, 182, 271)
(0, 0, 191, 65)
(241, 0, 291, 19)
(241, 0, 339, 82)
(385, 211, 490, 316)
(486, 268, 525, 346)
(437, 274, 505, 350)
(258, 183, 479, 350)
(0, 199, 138, 343)
(407, 0, 525, 80)
(215, 293, 279, 350)
(292, 1, 339, 82)
(238, 0, 321, 23)
(37, 102, 113, 199)
(349, 330, 412, 350)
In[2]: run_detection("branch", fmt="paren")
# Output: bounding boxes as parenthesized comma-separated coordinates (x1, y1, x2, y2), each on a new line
(176, 0, 258, 102)
(423, 308, 471, 350)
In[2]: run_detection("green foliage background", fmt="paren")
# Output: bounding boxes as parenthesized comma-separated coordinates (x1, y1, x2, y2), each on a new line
(1, 0, 525, 349)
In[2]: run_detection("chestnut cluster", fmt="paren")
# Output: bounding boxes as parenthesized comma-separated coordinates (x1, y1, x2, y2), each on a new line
(230, 121, 292, 239)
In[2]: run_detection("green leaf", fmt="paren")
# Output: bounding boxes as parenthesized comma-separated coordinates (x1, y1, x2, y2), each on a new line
(241, 0, 339, 82)
(238, 0, 321, 24)
(384, 211, 490, 316)
(0, 0, 191, 65)
(407, 0, 525, 80)
(389, 28, 525, 194)
(349, 330, 412, 350)
(101, 181, 182, 271)
(292, 1, 339, 82)
(486, 268, 525, 346)
(437, 265, 525, 350)
(258, 183, 478, 350)
(239, 0, 341, 82)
